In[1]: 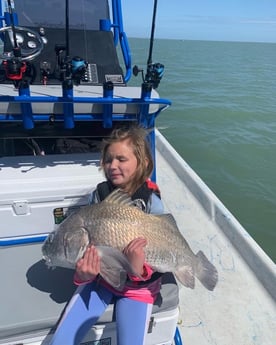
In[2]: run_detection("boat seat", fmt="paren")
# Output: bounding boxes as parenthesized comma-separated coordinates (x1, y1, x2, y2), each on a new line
(0, 258, 179, 341)
(97, 272, 179, 324)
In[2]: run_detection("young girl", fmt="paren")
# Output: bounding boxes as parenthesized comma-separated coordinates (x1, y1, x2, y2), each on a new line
(49, 125, 164, 345)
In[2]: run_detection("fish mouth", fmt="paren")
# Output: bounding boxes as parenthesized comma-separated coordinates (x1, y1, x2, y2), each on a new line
(42, 255, 54, 268)
(45, 231, 56, 244)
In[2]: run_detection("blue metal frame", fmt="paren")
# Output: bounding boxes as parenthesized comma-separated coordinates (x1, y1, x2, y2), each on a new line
(174, 326, 183, 345)
(0, 92, 170, 127)
(111, 0, 132, 82)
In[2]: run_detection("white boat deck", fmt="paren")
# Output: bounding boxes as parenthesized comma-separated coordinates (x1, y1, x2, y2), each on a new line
(155, 131, 276, 345)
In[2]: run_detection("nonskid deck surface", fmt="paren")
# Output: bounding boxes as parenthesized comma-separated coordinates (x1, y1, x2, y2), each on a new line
(155, 131, 276, 345)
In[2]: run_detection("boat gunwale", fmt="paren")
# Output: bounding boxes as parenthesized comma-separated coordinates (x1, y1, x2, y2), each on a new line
(155, 130, 276, 301)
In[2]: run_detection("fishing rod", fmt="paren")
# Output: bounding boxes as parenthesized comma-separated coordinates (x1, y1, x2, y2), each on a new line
(1, 0, 27, 86)
(0, 1, 45, 85)
(65, 0, 70, 59)
(147, 0, 158, 66)
(57, 0, 87, 85)
(133, 0, 164, 89)
(57, 0, 71, 82)
(7, 0, 19, 52)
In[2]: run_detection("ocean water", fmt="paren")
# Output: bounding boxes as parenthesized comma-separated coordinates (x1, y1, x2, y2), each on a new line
(128, 38, 276, 262)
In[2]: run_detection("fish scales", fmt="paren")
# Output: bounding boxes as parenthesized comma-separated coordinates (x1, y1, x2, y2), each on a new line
(82, 203, 174, 254)
(42, 189, 218, 291)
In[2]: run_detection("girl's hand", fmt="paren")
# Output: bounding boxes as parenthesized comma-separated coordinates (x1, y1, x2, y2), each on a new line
(75, 245, 100, 282)
(123, 237, 147, 276)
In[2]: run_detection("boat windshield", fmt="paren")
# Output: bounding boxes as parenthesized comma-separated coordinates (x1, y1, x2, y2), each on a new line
(14, 0, 110, 30)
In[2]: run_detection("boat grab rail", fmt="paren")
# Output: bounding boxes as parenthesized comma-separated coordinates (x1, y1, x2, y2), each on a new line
(0, 95, 171, 107)
(0, 91, 171, 130)
(111, 0, 132, 81)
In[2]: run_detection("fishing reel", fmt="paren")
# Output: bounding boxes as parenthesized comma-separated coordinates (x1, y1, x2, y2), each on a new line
(0, 25, 44, 86)
(71, 56, 88, 85)
(58, 53, 88, 86)
(2, 47, 26, 80)
(145, 62, 164, 89)
(133, 62, 164, 89)
(1, 47, 37, 87)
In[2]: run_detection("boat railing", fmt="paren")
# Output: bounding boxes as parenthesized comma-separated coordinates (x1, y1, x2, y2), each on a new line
(0, 83, 171, 131)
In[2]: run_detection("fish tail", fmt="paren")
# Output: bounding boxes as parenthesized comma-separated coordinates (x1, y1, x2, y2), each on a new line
(194, 251, 218, 291)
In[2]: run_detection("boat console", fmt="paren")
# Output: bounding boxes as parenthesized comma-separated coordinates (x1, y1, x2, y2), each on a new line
(0, 0, 170, 143)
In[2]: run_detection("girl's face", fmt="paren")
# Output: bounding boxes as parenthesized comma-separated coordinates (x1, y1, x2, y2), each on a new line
(103, 139, 138, 191)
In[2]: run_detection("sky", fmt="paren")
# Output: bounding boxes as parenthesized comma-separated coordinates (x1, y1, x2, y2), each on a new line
(120, 0, 276, 43)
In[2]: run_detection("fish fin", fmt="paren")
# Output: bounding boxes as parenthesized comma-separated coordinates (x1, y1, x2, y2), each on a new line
(96, 246, 136, 291)
(103, 189, 136, 207)
(174, 266, 195, 289)
(194, 251, 218, 291)
(100, 267, 128, 292)
(155, 214, 179, 228)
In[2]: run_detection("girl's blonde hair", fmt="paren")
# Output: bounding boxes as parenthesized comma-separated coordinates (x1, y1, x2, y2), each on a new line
(101, 125, 154, 195)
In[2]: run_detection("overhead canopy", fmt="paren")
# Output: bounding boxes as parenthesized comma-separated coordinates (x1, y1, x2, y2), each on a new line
(15, 0, 110, 30)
